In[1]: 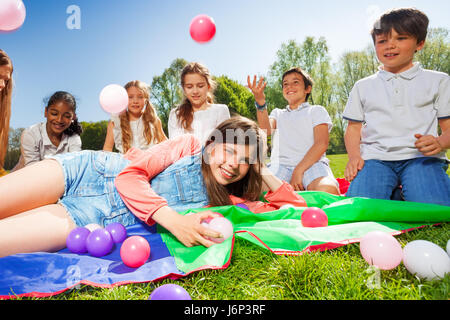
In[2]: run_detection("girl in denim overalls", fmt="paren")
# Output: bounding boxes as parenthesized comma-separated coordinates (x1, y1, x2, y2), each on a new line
(0, 117, 306, 257)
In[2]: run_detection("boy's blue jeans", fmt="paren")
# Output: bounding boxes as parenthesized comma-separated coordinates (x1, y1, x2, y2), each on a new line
(346, 157, 450, 207)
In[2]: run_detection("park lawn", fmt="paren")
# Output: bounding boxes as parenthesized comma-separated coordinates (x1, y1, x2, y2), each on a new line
(19, 153, 450, 300)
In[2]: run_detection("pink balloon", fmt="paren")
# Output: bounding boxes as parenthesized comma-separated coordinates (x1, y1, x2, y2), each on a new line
(201, 216, 233, 243)
(120, 236, 150, 268)
(0, 0, 26, 32)
(99, 84, 128, 114)
(301, 207, 328, 228)
(360, 231, 403, 270)
(189, 14, 216, 43)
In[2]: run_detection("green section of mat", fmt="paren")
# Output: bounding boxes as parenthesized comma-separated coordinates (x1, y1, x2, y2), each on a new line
(159, 192, 450, 273)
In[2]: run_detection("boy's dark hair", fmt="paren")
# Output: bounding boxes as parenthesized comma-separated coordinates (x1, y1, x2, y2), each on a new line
(371, 8, 429, 44)
(281, 67, 314, 102)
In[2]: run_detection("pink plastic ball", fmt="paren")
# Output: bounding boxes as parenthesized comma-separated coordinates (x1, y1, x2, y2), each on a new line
(189, 14, 216, 43)
(99, 84, 128, 114)
(120, 236, 150, 268)
(360, 231, 403, 270)
(201, 216, 233, 243)
(0, 0, 26, 32)
(301, 207, 328, 228)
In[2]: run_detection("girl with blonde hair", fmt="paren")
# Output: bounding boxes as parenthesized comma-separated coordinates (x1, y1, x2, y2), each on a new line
(103, 80, 167, 153)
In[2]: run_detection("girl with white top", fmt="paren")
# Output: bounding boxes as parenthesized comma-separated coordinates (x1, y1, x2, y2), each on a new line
(103, 80, 167, 153)
(18, 91, 83, 168)
(168, 62, 230, 145)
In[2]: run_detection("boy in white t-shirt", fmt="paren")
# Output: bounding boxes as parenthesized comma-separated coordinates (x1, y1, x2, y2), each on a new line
(343, 8, 450, 206)
(247, 67, 340, 195)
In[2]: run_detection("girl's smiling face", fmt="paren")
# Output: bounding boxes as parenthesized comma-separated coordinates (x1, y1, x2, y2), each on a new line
(44, 101, 75, 135)
(207, 142, 253, 186)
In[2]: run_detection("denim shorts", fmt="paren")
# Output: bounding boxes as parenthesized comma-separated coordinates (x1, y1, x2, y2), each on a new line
(49, 151, 210, 228)
(268, 160, 338, 189)
(346, 157, 450, 206)
(49, 150, 140, 227)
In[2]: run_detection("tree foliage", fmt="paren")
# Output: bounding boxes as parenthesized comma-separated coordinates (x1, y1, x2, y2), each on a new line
(150, 58, 188, 135)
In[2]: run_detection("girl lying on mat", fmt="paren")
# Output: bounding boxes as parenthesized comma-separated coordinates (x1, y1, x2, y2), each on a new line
(0, 117, 306, 257)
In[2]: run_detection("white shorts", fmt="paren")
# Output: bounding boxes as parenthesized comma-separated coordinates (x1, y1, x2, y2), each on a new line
(268, 161, 338, 189)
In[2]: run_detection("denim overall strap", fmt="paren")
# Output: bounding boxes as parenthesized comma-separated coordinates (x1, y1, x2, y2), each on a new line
(150, 153, 209, 213)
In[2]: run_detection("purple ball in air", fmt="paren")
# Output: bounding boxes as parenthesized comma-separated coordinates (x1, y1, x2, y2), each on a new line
(105, 222, 127, 243)
(149, 284, 192, 300)
(66, 227, 90, 254)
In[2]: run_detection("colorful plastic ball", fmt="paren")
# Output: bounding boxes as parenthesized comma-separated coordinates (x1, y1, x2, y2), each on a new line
(359, 231, 403, 270)
(447, 240, 449, 257)
(189, 14, 216, 43)
(236, 203, 249, 210)
(301, 207, 328, 227)
(120, 236, 150, 268)
(105, 222, 127, 243)
(85, 228, 114, 257)
(149, 284, 191, 300)
(66, 227, 90, 254)
(201, 217, 234, 243)
(99, 84, 128, 114)
(0, 0, 26, 32)
(403, 240, 450, 280)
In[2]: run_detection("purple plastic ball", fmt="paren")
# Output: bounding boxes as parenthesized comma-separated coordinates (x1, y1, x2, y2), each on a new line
(236, 203, 249, 210)
(149, 284, 191, 300)
(66, 227, 90, 254)
(105, 222, 127, 243)
(85, 228, 114, 257)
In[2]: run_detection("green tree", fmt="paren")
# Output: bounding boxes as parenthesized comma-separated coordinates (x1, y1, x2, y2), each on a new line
(80, 120, 109, 151)
(416, 27, 450, 74)
(214, 75, 255, 120)
(3, 127, 24, 170)
(329, 45, 379, 154)
(151, 58, 188, 135)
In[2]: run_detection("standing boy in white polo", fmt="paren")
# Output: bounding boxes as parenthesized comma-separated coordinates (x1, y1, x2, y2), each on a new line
(247, 68, 340, 195)
(343, 8, 450, 206)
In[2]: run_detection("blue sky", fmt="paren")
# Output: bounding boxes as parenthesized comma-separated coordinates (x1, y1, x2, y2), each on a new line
(2, 0, 449, 129)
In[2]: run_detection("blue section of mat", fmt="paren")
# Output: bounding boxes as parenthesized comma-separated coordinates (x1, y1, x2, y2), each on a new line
(0, 223, 183, 298)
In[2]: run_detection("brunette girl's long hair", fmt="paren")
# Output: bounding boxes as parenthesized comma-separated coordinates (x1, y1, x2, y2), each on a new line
(119, 81, 166, 153)
(0, 50, 13, 168)
(175, 62, 216, 132)
(201, 116, 267, 207)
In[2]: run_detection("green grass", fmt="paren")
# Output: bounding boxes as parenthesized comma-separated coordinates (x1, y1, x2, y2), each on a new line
(15, 153, 450, 300)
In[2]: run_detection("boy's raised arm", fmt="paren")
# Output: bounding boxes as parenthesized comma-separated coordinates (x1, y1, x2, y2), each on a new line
(247, 75, 275, 135)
